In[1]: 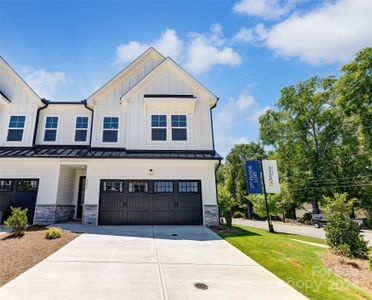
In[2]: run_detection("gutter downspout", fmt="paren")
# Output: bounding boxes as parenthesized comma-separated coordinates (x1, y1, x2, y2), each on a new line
(210, 97, 222, 224)
(32, 98, 49, 146)
(83, 99, 94, 148)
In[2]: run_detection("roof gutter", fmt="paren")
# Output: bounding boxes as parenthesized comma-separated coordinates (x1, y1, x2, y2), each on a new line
(32, 98, 49, 146)
(84, 99, 94, 147)
(209, 97, 219, 153)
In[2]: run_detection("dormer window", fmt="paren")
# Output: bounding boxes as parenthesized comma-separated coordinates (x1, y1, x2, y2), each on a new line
(171, 115, 187, 141)
(75, 116, 89, 142)
(151, 115, 167, 141)
(102, 117, 119, 142)
(7, 115, 25, 142)
(44, 116, 58, 142)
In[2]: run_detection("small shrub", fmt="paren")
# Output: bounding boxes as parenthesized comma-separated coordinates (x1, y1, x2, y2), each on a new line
(323, 193, 369, 258)
(45, 227, 63, 239)
(233, 211, 245, 218)
(301, 212, 312, 223)
(4, 207, 28, 237)
(362, 217, 372, 229)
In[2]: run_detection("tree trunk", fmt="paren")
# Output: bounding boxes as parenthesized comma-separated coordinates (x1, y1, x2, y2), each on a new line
(312, 198, 320, 214)
(224, 211, 232, 228)
(246, 203, 253, 219)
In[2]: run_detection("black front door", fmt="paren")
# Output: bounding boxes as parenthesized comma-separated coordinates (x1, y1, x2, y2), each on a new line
(76, 176, 86, 219)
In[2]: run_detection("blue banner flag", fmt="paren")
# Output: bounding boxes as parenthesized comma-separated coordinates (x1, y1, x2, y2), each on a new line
(246, 160, 263, 194)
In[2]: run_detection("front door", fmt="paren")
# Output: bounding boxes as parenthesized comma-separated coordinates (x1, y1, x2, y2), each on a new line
(76, 176, 86, 219)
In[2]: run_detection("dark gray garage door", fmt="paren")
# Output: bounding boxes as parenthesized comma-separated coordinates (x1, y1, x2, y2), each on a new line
(0, 179, 39, 224)
(99, 180, 202, 225)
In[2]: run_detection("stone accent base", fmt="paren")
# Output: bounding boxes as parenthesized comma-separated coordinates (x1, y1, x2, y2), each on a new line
(82, 205, 98, 225)
(204, 205, 219, 226)
(33, 205, 75, 225)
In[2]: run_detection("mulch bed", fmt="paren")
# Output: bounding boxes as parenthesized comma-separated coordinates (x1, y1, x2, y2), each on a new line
(322, 251, 372, 293)
(0, 226, 80, 287)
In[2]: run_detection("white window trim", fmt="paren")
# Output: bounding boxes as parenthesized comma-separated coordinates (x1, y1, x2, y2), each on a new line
(150, 113, 168, 142)
(171, 114, 188, 142)
(6, 114, 26, 143)
(43, 115, 59, 143)
(102, 116, 120, 144)
(74, 115, 90, 143)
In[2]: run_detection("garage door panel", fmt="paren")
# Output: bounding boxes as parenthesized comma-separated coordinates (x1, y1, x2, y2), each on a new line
(153, 211, 175, 224)
(127, 211, 150, 224)
(99, 180, 202, 225)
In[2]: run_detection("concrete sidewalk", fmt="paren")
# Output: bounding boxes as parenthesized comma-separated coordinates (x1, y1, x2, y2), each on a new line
(0, 225, 307, 300)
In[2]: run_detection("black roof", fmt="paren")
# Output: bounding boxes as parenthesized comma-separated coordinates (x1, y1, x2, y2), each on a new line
(0, 146, 222, 160)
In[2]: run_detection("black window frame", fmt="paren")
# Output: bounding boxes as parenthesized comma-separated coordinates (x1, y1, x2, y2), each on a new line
(16, 180, 39, 192)
(0, 179, 13, 192)
(171, 115, 187, 141)
(75, 116, 89, 142)
(101, 180, 124, 193)
(128, 181, 149, 193)
(178, 181, 199, 193)
(44, 116, 59, 142)
(151, 114, 167, 141)
(7, 115, 26, 142)
(102, 117, 119, 143)
(154, 181, 174, 193)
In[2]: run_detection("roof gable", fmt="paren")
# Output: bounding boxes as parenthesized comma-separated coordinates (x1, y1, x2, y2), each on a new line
(0, 56, 43, 106)
(87, 47, 164, 105)
(120, 57, 218, 107)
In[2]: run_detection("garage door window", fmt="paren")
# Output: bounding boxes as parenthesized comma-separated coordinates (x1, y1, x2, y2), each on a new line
(0, 180, 13, 192)
(17, 180, 39, 192)
(102, 180, 123, 192)
(178, 181, 198, 193)
(129, 181, 148, 193)
(154, 181, 173, 193)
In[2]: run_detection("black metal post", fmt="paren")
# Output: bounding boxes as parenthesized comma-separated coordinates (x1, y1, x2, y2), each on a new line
(260, 159, 274, 233)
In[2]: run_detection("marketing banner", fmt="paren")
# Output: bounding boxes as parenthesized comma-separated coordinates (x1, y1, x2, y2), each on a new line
(245, 160, 263, 194)
(262, 160, 281, 193)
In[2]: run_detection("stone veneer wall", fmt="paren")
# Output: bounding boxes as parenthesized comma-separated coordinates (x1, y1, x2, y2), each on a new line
(33, 205, 75, 225)
(204, 205, 219, 226)
(82, 204, 98, 225)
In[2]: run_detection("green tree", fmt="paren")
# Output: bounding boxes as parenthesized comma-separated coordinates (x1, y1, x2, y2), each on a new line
(223, 143, 266, 218)
(218, 179, 237, 228)
(259, 77, 339, 213)
(336, 47, 372, 149)
(247, 194, 281, 219)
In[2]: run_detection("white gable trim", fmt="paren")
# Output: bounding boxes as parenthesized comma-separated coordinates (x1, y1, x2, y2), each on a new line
(87, 47, 164, 105)
(120, 58, 218, 107)
(0, 56, 43, 106)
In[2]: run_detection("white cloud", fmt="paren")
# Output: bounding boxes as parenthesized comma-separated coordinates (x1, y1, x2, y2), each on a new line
(233, 27, 255, 43)
(114, 24, 242, 74)
(233, 0, 293, 20)
(115, 29, 183, 65)
(261, 0, 372, 64)
(21, 66, 67, 99)
(216, 90, 267, 126)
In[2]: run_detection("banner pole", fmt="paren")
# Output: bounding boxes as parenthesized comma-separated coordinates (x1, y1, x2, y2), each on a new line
(260, 158, 274, 233)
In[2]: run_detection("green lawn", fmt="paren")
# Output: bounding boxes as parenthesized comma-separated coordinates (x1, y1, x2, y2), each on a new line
(216, 225, 371, 300)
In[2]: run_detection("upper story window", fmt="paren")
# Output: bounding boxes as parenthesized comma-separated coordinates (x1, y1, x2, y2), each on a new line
(44, 116, 59, 142)
(151, 115, 167, 141)
(7, 115, 26, 142)
(75, 116, 89, 142)
(171, 115, 187, 141)
(102, 117, 119, 142)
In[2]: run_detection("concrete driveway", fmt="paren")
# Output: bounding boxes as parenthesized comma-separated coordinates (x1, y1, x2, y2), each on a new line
(0, 225, 307, 300)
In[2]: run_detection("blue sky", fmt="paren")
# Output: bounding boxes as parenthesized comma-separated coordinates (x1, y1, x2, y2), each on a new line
(1, 0, 371, 156)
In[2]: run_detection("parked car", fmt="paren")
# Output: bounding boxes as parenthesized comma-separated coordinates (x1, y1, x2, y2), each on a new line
(311, 213, 364, 229)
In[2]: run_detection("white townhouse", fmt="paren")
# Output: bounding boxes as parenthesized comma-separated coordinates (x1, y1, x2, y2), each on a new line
(0, 48, 222, 226)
